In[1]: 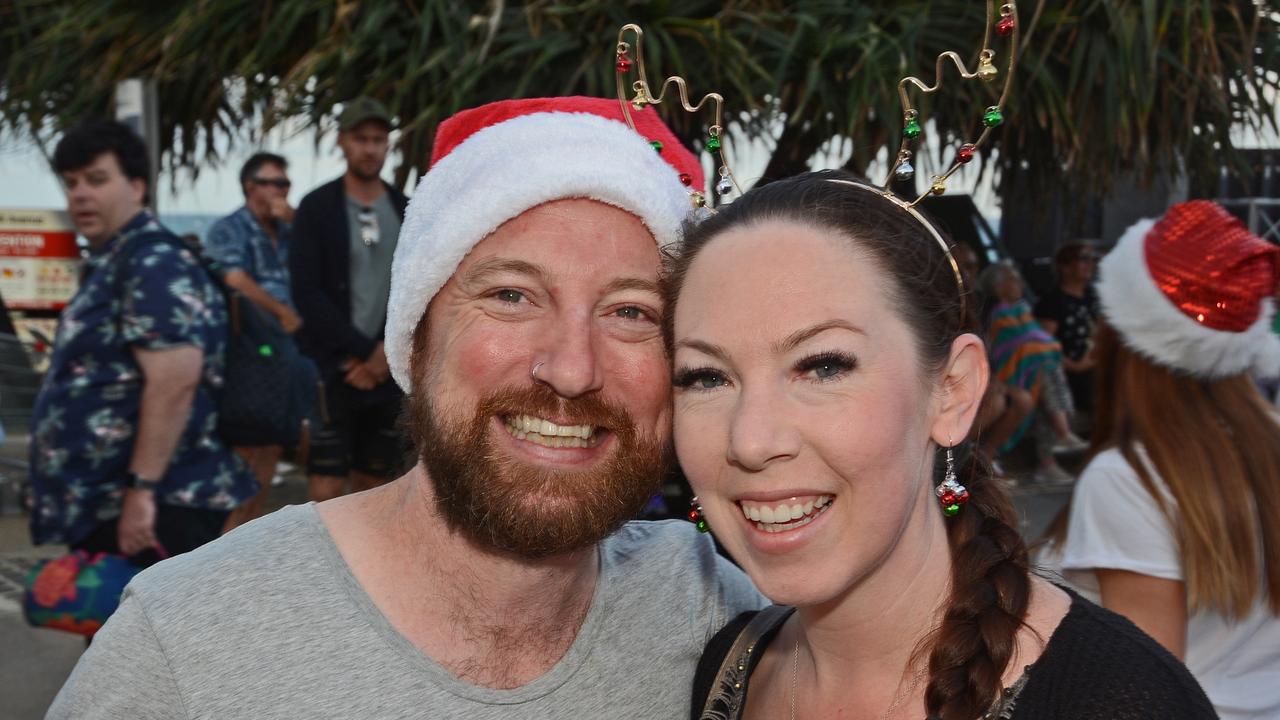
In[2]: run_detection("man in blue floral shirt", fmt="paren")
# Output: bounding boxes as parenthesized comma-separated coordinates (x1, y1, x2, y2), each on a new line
(30, 120, 256, 564)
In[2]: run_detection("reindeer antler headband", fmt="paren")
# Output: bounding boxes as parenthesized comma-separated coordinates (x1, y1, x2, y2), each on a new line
(835, 1, 1021, 318)
(614, 23, 743, 210)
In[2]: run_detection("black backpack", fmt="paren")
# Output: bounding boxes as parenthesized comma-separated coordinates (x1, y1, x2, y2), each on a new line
(116, 234, 318, 448)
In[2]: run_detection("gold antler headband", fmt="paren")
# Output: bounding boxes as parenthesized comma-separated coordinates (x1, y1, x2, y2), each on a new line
(833, 1, 1021, 320)
(885, 1, 1020, 205)
(614, 24, 742, 210)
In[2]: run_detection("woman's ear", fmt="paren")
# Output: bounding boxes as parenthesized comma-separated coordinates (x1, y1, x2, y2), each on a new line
(931, 333, 989, 446)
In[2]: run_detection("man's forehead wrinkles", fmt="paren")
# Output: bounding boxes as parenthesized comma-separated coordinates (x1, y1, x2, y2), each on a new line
(602, 277, 660, 295)
(463, 257, 550, 284)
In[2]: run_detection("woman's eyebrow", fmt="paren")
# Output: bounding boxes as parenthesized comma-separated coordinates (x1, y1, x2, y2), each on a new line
(673, 338, 731, 364)
(773, 320, 864, 354)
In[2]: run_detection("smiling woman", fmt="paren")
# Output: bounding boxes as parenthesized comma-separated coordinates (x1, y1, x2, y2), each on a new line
(666, 170, 1217, 720)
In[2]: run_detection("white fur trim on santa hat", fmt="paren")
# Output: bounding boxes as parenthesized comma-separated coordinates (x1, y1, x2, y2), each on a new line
(1096, 218, 1280, 380)
(385, 111, 693, 392)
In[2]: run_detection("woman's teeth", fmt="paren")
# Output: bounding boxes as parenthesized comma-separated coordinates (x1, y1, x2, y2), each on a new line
(503, 414, 598, 448)
(739, 495, 833, 533)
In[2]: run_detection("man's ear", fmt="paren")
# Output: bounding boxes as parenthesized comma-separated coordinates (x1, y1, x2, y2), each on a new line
(129, 177, 147, 207)
(930, 332, 989, 447)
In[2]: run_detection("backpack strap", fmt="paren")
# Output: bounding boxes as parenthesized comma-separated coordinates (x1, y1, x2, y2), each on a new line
(698, 604, 794, 720)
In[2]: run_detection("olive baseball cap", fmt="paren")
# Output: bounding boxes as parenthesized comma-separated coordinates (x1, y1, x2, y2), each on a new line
(338, 97, 392, 132)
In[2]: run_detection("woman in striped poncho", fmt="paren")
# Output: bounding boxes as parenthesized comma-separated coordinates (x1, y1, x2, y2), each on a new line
(978, 262, 1086, 484)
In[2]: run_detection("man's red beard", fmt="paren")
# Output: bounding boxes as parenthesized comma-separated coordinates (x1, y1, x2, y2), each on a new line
(408, 384, 670, 559)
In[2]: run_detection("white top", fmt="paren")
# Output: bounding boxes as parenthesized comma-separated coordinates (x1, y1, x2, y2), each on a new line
(1059, 447, 1280, 720)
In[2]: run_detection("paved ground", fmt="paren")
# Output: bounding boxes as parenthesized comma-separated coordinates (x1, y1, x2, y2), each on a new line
(0, 435, 1074, 720)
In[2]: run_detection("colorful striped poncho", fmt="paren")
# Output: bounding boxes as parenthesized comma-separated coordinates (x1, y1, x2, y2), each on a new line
(987, 299, 1063, 393)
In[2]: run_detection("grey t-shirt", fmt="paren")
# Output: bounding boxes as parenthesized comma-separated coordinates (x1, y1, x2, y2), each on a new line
(345, 192, 400, 341)
(48, 504, 763, 719)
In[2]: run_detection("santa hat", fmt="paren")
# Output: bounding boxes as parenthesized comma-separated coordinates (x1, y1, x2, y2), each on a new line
(385, 97, 705, 392)
(1096, 200, 1280, 379)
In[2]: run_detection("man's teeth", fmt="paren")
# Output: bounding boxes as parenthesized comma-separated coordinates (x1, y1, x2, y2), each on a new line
(739, 495, 833, 533)
(503, 415, 597, 448)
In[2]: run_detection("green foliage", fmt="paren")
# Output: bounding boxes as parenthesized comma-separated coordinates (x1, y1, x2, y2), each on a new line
(2, 0, 1275, 199)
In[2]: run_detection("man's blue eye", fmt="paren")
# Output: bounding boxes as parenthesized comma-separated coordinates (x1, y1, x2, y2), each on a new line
(495, 289, 524, 303)
(616, 306, 648, 321)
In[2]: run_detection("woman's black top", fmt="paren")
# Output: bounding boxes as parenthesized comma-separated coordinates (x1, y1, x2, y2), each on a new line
(691, 591, 1217, 719)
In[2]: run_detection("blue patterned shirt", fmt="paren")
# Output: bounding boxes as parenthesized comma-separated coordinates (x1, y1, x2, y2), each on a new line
(204, 206, 292, 307)
(29, 212, 256, 546)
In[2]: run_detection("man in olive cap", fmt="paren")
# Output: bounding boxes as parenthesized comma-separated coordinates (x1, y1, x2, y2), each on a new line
(290, 97, 408, 501)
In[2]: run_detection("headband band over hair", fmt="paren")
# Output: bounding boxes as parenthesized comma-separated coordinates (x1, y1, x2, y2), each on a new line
(825, 178, 968, 321)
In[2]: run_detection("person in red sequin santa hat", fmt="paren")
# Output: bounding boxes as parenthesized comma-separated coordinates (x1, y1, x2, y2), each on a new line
(1056, 200, 1280, 720)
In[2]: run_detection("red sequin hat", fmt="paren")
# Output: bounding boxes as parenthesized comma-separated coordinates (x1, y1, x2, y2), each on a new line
(385, 97, 705, 393)
(1096, 200, 1280, 379)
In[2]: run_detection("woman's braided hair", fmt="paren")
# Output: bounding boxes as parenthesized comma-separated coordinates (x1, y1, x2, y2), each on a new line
(662, 170, 1031, 720)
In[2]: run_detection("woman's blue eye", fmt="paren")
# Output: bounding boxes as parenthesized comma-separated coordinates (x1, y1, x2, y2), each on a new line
(797, 352, 857, 381)
(674, 368, 728, 390)
(495, 289, 524, 304)
(813, 363, 842, 379)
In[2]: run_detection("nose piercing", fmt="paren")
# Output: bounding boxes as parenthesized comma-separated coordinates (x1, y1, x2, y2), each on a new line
(531, 361, 545, 382)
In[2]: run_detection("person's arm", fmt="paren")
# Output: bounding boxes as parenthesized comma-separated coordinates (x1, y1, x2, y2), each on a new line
(223, 268, 302, 333)
(117, 345, 202, 556)
(341, 342, 389, 390)
(1095, 569, 1188, 659)
(1062, 353, 1095, 373)
(1039, 318, 1060, 336)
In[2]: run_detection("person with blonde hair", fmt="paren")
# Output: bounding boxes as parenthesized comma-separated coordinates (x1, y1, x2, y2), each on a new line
(1059, 200, 1280, 719)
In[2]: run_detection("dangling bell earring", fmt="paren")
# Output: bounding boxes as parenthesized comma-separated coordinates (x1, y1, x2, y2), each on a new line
(687, 496, 709, 533)
(934, 444, 970, 517)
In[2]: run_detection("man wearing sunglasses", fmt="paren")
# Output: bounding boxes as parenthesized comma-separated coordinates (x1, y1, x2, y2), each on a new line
(290, 97, 409, 502)
(206, 152, 303, 528)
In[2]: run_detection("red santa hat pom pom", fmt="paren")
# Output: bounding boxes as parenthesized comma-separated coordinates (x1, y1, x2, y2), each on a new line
(1097, 200, 1280, 379)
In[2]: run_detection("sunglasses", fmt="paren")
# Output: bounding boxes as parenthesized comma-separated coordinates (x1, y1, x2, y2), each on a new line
(252, 177, 292, 190)
(358, 208, 379, 246)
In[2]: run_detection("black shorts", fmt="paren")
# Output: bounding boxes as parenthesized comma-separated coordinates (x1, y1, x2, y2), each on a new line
(72, 504, 229, 568)
(307, 381, 406, 479)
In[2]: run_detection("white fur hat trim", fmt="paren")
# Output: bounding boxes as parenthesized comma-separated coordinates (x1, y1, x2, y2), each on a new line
(1096, 218, 1280, 379)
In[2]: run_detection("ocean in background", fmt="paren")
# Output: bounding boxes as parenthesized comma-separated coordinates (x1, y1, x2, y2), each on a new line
(159, 213, 219, 243)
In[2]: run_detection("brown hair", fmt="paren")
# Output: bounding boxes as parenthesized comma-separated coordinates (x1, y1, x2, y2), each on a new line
(1086, 321, 1280, 616)
(662, 170, 1030, 720)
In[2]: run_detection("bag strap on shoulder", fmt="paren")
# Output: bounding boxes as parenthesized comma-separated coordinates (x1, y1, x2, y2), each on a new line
(698, 604, 795, 720)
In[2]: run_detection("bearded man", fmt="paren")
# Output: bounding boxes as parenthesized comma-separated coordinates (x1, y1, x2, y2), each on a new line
(49, 97, 762, 719)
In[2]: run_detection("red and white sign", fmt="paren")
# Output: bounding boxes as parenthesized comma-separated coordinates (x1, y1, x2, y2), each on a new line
(0, 209, 81, 310)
